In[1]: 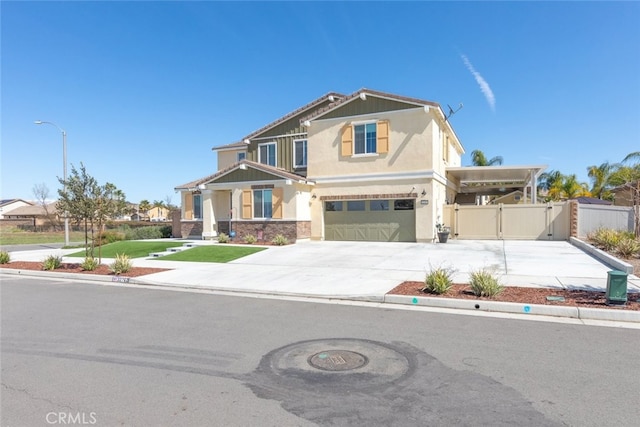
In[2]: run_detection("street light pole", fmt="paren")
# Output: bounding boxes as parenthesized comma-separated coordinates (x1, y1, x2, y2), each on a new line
(34, 120, 70, 247)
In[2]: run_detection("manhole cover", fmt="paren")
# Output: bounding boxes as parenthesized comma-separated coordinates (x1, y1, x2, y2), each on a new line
(308, 350, 368, 371)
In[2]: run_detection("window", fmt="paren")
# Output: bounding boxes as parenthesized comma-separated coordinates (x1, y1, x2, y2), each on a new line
(354, 123, 377, 154)
(293, 139, 307, 168)
(258, 142, 276, 166)
(394, 199, 414, 210)
(347, 200, 365, 211)
(253, 189, 272, 218)
(325, 201, 343, 211)
(193, 194, 203, 219)
(370, 200, 389, 211)
(237, 152, 246, 161)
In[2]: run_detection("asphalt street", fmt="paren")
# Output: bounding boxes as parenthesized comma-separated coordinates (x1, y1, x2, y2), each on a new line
(2, 277, 640, 426)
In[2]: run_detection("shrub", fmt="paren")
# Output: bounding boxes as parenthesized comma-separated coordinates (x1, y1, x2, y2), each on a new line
(0, 251, 10, 264)
(81, 257, 99, 271)
(422, 265, 455, 294)
(42, 255, 62, 271)
(98, 230, 125, 245)
(244, 234, 257, 244)
(123, 226, 164, 240)
(217, 233, 230, 243)
(616, 237, 640, 258)
(588, 228, 622, 252)
(469, 268, 503, 298)
(159, 225, 172, 238)
(109, 253, 132, 275)
(271, 234, 289, 246)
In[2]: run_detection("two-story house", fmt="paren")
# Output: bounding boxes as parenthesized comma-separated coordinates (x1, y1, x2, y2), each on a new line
(175, 88, 464, 243)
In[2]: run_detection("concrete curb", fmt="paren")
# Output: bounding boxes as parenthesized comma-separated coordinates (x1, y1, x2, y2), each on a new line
(383, 294, 640, 323)
(3, 268, 639, 324)
(570, 237, 634, 274)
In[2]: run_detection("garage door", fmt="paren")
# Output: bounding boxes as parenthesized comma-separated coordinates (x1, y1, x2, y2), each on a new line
(324, 199, 416, 242)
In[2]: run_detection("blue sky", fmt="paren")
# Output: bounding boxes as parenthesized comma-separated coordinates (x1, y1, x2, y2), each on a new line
(2, 1, 639, 204)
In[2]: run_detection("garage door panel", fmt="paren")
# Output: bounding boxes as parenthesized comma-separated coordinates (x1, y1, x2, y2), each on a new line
(324, 200, 415, 242)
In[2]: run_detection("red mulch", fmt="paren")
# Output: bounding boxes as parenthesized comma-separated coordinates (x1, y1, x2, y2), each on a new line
(388, 282, 640, 311)
(1, 261, 169, 277)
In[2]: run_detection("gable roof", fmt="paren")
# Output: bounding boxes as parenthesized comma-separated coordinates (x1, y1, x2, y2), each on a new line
(300, 88, 440, 123)
(175, 160, 312, 190)
(0, 198, 32, 208)
(5, 202, 57, 216)
(213, 92, 345, 151)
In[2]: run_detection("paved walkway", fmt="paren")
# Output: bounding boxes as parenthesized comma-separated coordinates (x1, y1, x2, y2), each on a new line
(4, 240, 639, 301)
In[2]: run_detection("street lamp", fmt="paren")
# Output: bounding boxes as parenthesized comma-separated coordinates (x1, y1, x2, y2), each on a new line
(34, 120, 69, 247)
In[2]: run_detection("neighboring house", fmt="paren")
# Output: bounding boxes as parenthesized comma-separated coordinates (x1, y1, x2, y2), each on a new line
(611, 181, 639, 207)
(147, 206, 170, 221)
(175, 88, 467, 242)
(3, 202, 60, 228)
(0, 199, 33, 219)
(570, 196, 612, 206)
(490, 191, 530, 205)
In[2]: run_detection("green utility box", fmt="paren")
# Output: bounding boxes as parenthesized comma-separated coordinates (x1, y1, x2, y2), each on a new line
(605, 270, 628, 306)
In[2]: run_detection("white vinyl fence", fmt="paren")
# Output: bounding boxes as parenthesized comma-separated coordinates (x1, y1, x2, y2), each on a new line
(577, 204, 634, 237)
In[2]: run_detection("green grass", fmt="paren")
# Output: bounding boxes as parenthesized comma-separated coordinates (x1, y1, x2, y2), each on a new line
(67, 241, 184, 258)
(0, 230, 87, 245)
(156, 245, 267, 263)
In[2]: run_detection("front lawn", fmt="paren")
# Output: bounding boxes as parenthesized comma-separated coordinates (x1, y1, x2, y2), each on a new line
(67, 241, 184, 258)
(156, 245, 267, 263)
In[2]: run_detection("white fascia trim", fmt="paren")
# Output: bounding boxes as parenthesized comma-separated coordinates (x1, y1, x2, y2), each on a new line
(216, 146, 247, 153)
(312, 170, 446, 185)
(206, 179, 313, 190)
(251, 132, 307, 142)
(309, 107, 425, 124)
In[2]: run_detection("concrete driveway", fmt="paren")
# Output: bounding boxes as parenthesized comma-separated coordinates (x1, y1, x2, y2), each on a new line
(136, 240, 639, 299)
(4, 240, 639, 300)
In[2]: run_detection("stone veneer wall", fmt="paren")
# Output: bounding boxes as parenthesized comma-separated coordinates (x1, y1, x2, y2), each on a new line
(180, 221, 203, 239)
(569, 200, 578, 238)
(220, 220, 311, 242)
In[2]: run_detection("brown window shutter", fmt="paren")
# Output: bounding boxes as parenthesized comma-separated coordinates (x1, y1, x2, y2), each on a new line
(242, 190, 252, 219)
(272, 188, 283, 219)
(184, 193, 193, 220)
(341, 124, 353, 156)
(377, 120, 389, 154)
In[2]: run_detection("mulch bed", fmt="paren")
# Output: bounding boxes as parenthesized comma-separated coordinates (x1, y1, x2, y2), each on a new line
(388, 282, 640, 311)
(1, 261, 169, 278)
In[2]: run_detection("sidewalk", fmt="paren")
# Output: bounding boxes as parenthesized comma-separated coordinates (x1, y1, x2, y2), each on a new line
(2, 239, 639, 323)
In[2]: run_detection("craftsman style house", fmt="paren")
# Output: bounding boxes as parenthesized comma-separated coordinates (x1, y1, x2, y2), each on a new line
(175, 89, 464, 242)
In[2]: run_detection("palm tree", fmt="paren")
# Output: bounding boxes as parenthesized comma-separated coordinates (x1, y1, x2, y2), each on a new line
(538, 170, 563, 192)
(587, 162, 614, 199)
(138, 199, 151, 221)
(562, 174, 591, 199)
(471, 150, 503, 166)
(622, 151, 640, 164)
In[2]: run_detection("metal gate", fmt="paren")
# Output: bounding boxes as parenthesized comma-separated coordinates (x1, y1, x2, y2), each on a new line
(443, 202, 569, 240)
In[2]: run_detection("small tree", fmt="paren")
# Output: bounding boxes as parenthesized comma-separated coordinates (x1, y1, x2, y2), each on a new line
(56, 163, 126, 259)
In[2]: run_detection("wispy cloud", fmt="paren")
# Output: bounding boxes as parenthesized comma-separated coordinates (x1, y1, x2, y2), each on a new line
(461, 54, 495, 112)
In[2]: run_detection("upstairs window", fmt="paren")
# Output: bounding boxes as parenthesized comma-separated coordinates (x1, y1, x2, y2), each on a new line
(258, 142, 276, 167)
(237, 152, 246, 161)
(354, 123, 377, 154)
(341, 121, 389, 156)
(293, 139, 307, 168)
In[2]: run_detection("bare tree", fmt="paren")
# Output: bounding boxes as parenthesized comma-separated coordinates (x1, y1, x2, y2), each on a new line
(32, 183, 60, 231)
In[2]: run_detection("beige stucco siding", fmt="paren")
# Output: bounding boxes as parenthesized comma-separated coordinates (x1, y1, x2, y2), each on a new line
(307, 108, 437, 179)
(217, 149, 245, 170)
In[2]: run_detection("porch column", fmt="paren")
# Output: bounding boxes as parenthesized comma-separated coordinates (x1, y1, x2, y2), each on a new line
(201, 189, 217, 239)
(530, 170, 538, 204)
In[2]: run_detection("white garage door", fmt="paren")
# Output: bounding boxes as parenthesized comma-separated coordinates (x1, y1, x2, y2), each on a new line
(324, 199, 416, 242)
